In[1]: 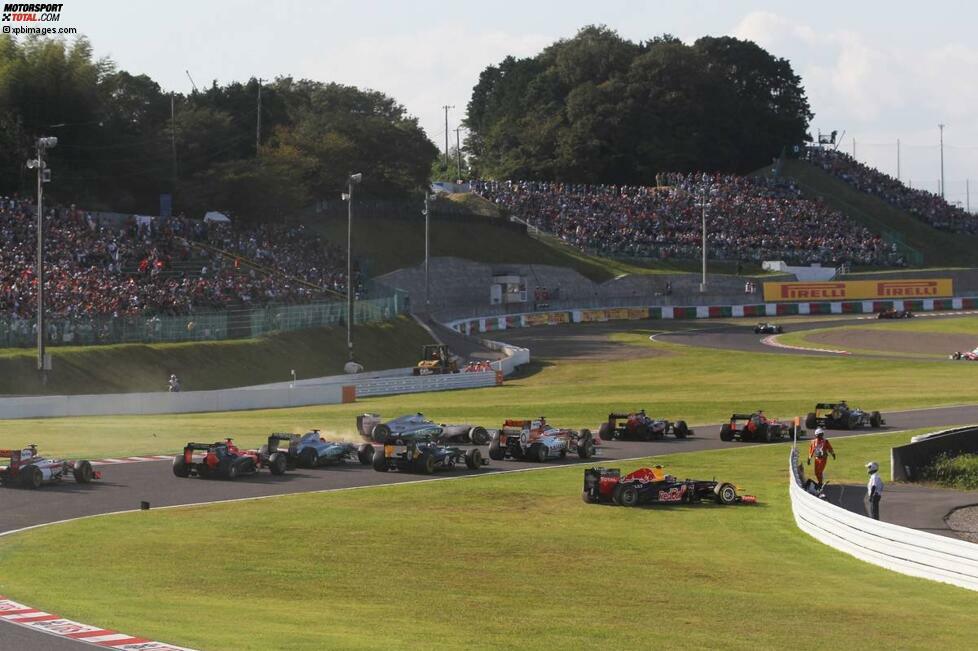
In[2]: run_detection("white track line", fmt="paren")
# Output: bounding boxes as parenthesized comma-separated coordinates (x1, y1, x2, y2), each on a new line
(761, 334, 851, 355)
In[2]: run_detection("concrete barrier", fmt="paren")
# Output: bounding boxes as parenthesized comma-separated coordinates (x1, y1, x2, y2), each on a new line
(891, 425, 978, 481)
(445, 297, 978, 335)
(356, 370, 500, 397)
(788, 447, 978, 592)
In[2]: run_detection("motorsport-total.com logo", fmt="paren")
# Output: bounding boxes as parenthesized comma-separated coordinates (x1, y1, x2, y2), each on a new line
(2, 3, 64, 22)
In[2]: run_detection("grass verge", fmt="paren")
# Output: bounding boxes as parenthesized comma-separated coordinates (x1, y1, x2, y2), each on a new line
(919, 453, 978, 490)
(0, 316, 432, 396)
(0, 429, 974, 650)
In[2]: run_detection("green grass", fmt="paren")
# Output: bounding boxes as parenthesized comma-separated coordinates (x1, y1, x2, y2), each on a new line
(919, 453, 978, 490)
(773, 315, 978, 359)
(3, 329, 978, 460)
(0, 316, 432, 396)
(0, 428, 974, 651)
(781, 159, 978, 267)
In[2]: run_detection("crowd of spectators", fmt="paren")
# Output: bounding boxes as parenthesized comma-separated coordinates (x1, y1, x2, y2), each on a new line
(474, 174, 905, 267)
(0, 197, 353, 341)
(807, 147, 978, 234)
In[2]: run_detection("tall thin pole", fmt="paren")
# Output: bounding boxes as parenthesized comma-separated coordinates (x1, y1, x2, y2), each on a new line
(454, 126, 463, 180)
(35, 142, 44, 373)
(897, 138, 901, 180)
(256, 78, 264, 155)
(938, 123, 946, 199)
(346, 180, 354, 361)
(424, 192, 430, 312)
(967, 179, 971, 213)
(442, 105, 454, 169)
(170, 93, 177, 207)
(852, 137, 856, 158)
(700, 191, 707, 293)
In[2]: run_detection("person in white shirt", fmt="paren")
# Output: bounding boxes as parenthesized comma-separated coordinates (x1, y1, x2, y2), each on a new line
(866, 461, 883, 520)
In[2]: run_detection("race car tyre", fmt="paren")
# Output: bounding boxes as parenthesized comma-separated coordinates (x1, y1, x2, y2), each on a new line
(715, 482, 738, 505)
(20, 465, 42, 489)
(531, 444, 548, 463)
(225, 459, 243, 480)
(73, 460, 93, 483)
(578, 429, 595, 458)
(465, 448, 483, 470)
(611, 484, 624, 506)
(268, 452, 288, 476)
(416, 451, 437, 475)
(197, 464, 211, 479)
(598, 422, 613, 442)
(753, 328, 761, 334)
(870, 411, 883, 428)
(372, 449, 389, 472)
(172, 456, 190, 478)
(762, 427, 773, 443)
(618, 485, 641, 507)
(488, 436, 505, 461)
(357, 444, 374, 465)
(582, 490, 599, 504)
(298, 447, 319, 468)
(674, 421, 689, 439)
(719, 424, 734, 442)
(371, 424, 392, 444)
(468, 427, 490, 446)
(805, 412, 817, 430)
(639, 425, 653, 442)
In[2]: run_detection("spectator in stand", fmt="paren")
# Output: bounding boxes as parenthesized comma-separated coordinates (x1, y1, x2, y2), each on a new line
(473, 174, 904, 268)
(807, 147, 978, 234)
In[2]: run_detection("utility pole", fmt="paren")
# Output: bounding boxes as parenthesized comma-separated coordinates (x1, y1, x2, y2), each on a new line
(442, 104, 454, 170)
(897, 138, 901, 180)
(27, 137, 57, 378)
(454, 126, 463, 181)
(852, 137, 856, 158)
(256, 77, 264, 156)
(698, 187, 709, 293)
(967, 179, 971, 213)
(939, 123, 946, 199)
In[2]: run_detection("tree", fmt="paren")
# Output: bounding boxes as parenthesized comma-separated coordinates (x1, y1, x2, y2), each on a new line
(464, 27, 812, 182)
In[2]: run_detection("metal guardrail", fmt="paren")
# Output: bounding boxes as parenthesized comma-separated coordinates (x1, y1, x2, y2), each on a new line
(788, 448, 978, 592)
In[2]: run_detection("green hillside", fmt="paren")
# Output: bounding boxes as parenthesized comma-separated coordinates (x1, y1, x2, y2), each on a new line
(780, 159, 978, 267)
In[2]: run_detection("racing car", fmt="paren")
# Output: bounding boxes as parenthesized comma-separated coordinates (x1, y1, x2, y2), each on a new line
(0, 444, 100, 489)
(489, 417, 595, 462)
(172, 434, 291, 479)
(582, 466, 755, 506)
(950, 347, 978, 361)
(876, 308, 913, 319)
(719, 411, 793, 442)
(281, 430, 375, 468)
(598, 411, 691, 441)
(356, 413, 491, 445)
(753, 322, 784, 334)
(372, 429, 487, 474)
(805, 401, 883, 430)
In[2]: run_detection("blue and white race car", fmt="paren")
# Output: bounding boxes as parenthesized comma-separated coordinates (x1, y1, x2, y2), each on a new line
(356, 413, 492, 445)
(278, 430, 375, 468)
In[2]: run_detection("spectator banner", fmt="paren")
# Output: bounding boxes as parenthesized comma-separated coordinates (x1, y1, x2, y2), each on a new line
(524, 313, 550, 327)
(548, 311, 571, 324)
(763, 279, 953, 302)
(580, 309, 609, 322)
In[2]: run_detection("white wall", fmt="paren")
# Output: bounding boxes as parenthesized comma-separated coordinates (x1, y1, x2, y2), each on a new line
(788, 448, 978, 592)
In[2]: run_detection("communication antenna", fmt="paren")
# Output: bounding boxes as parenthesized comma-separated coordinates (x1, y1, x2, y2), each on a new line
(185, 70, 199, 93)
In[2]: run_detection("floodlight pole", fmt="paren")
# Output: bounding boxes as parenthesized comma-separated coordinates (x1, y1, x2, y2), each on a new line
(29, 137, 56, 376)
(424, 192, 431, 312)
(939, 123, 946, 199)
(345, 173, 362, 361)
(699, 189, 708, 293)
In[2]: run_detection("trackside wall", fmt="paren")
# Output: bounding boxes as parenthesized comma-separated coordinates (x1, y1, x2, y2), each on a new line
(891, 426, 978, 481)
(444, 297, 978, 334)
(788, 448, 978, 592)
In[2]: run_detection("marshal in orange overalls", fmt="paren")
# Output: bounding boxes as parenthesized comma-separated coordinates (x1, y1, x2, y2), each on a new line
(808, 437, 835, 484)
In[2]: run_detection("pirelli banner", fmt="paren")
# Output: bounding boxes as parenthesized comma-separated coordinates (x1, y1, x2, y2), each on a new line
(763, 279, 954, 302)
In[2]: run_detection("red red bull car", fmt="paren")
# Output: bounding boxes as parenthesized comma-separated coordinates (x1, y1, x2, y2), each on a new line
(582, 466, 755, 507)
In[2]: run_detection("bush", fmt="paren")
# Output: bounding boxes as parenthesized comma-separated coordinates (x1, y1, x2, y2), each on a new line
(919, 452, 978, 490)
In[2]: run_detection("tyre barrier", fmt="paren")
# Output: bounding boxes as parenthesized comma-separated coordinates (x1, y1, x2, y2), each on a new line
(788, 448, 978, 592)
